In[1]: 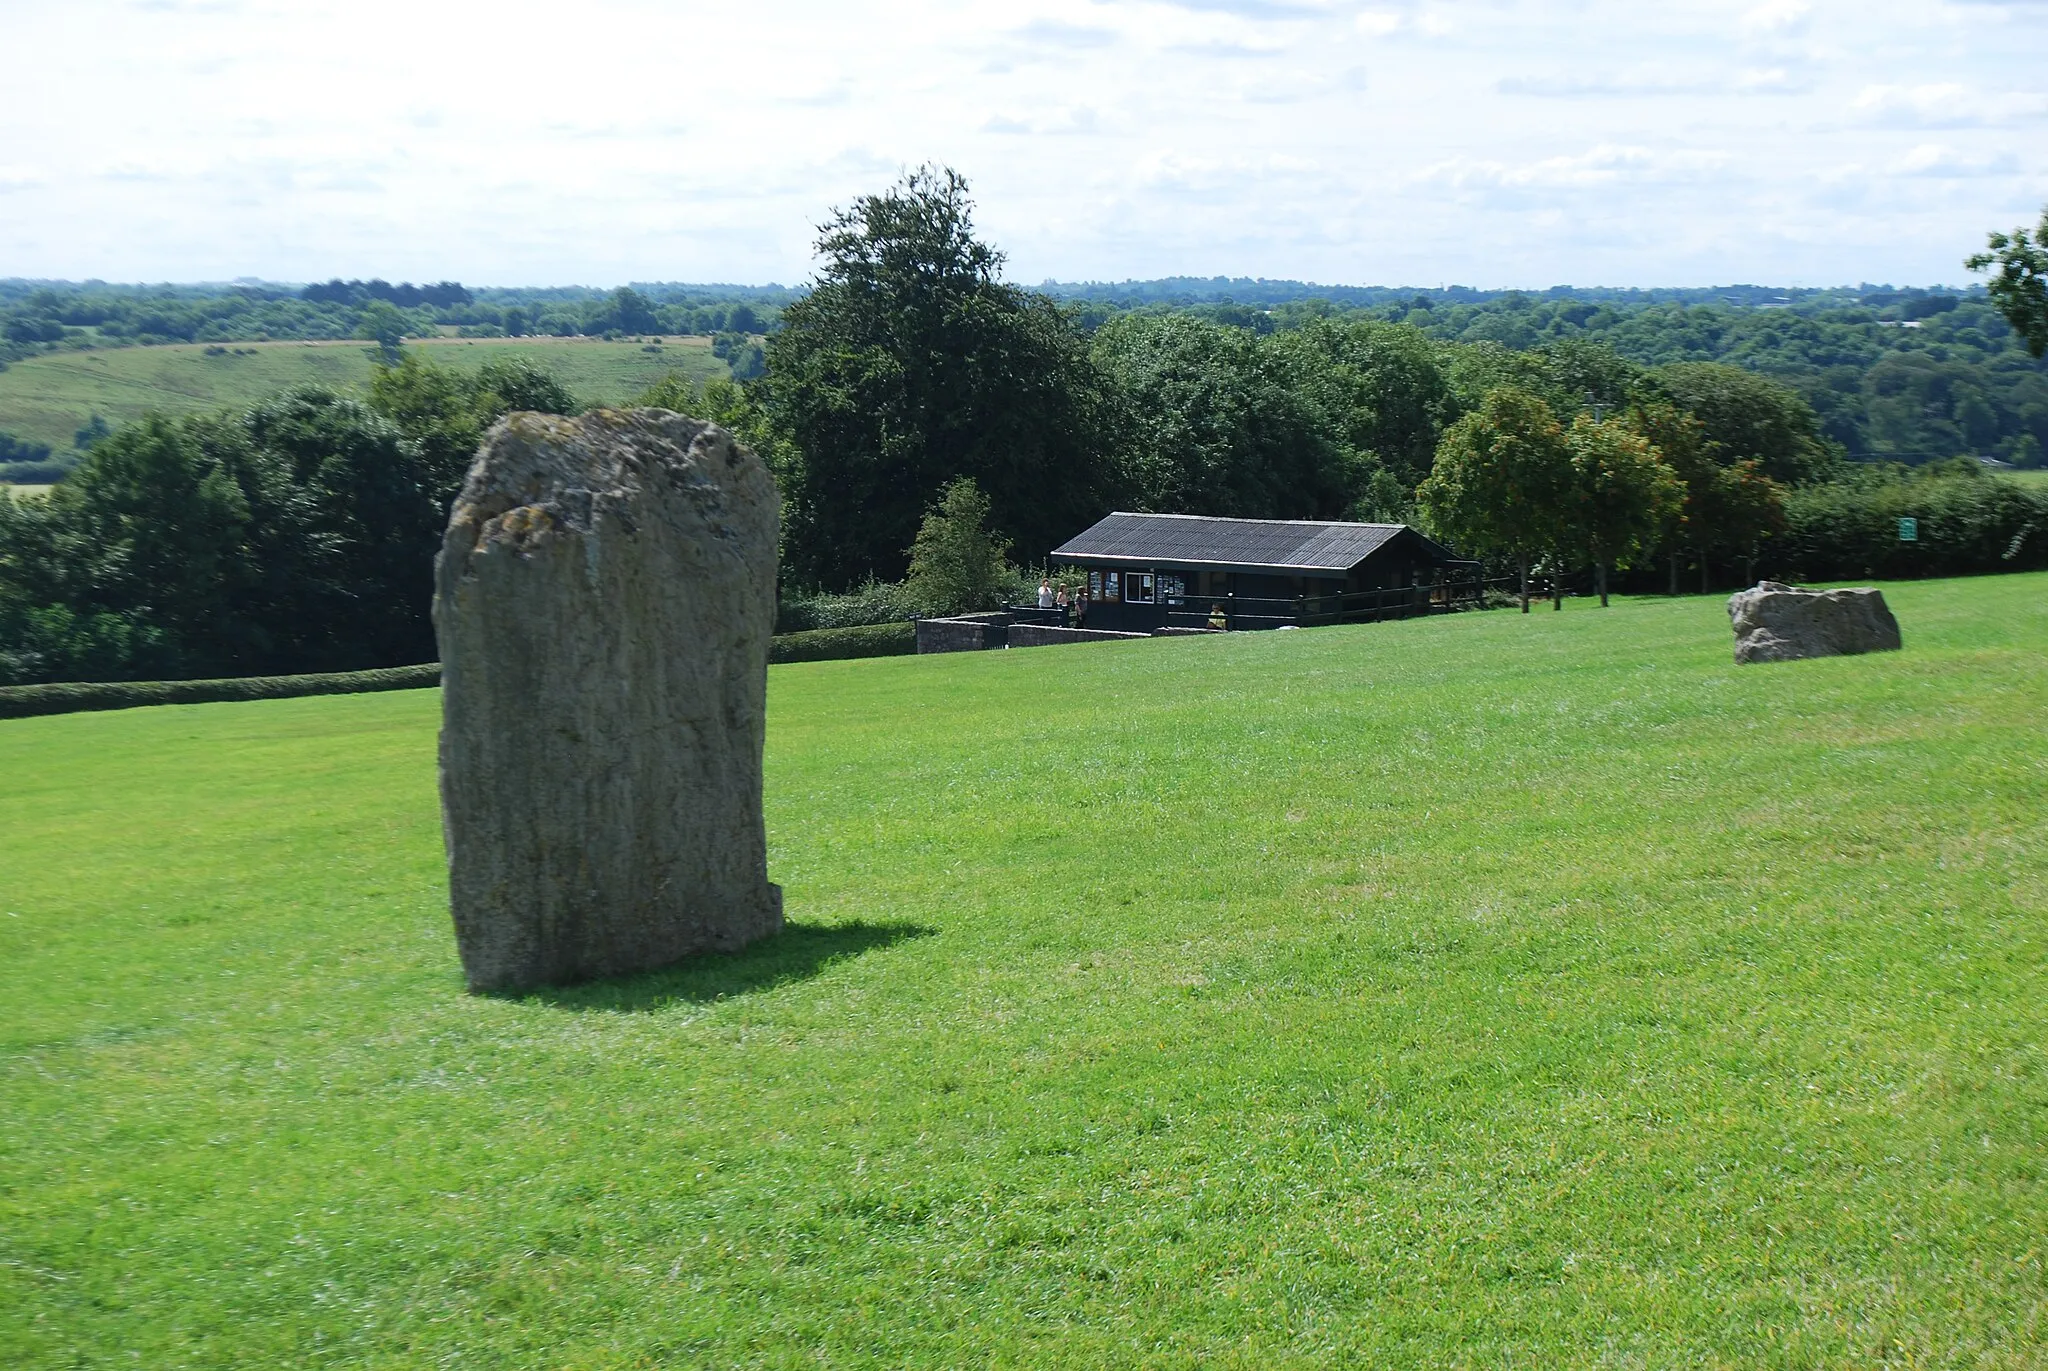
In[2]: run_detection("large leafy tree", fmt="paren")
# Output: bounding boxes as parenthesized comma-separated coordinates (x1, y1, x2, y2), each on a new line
(765, 166, 1125, 590)
(1967, 206, 2048, 358)
(241, 388, 444, 666)
(367, 351, 578, 501)
(1093, 313, 1370, 521)
(1649, 362, 1834, 486)
(0, 388, 454, 683)
(1560, 415, 1684, 606)
(1415, 387, 1574, 611)
(0, 414, 263, 679)
(599, 287, 660, 336)
(1268, 318, 1459, 489)
(1628, 401, 1784, 592)
(1446, 338, 1641, 419)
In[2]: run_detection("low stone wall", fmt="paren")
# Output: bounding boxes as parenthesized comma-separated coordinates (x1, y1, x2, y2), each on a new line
(916, 614, 1010, 653)
(1008, 624, 1151, 648)
(917, 613, 1176, 654)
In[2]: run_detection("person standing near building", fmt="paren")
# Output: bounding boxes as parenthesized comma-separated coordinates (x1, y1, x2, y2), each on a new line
(1037, 579, 1055, 610)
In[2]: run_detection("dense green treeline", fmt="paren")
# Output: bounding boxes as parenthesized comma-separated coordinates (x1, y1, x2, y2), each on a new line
(1061, 287, 2047, 469)
(6, 171, 2046, 684)
(716, 170, 2047, 608)
(9, 273, 2042, 476)
(0, 358, 571, 683)
(10, 239, 2047, 458)
(0, 279, 793, 362)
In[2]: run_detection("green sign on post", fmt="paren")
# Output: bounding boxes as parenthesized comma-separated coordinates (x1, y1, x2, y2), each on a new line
(1898, 517, 1918, 543)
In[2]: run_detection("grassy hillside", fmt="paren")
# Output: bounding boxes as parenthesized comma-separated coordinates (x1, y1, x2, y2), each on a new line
(0, 337, 728, 452)
(3, 580, 2045, 1366)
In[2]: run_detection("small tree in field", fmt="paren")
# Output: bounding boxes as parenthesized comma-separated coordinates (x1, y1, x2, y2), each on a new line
(1416, 387, 1572, 612)
(1561, 414, 1684, 606)
(356, 301, 408, 365)
(904, 477, 1011, 616)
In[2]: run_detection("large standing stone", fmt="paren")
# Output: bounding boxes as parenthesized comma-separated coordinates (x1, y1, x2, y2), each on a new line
(434, 409, 782, 992)
(1727, 581, 1902, 665)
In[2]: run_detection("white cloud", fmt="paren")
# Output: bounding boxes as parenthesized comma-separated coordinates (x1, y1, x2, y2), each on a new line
(0, 0, 2037, 286)
(1353, 5, 1454, 38)
(1852, 82, 2048, 127)
(1500, 66, 1812, 98)
(1736, 67, 1811, 93)
(1422, 144, 1734, 190)
(1892, 143, 2021, 176)
(1740, 0, 1810, 35)
(983, 107, 1103, 136)
(1012, 18, 1121, 48)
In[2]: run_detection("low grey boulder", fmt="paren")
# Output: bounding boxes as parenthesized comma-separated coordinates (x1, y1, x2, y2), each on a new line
(434, 408, 783, 993)
(1727, 581, 1902, 665)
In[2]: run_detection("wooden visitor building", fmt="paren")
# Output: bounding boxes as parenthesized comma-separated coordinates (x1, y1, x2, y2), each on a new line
(1049, 512, 1472, 632)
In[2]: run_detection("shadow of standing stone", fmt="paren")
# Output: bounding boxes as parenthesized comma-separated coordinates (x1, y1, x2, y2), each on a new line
(434, 408, 782, 993)
(506, 920, 937, 1012)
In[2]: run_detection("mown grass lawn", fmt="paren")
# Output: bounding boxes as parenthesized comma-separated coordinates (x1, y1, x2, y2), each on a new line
(3, 577, 2045, 1367)
(0, 337, 727, 452)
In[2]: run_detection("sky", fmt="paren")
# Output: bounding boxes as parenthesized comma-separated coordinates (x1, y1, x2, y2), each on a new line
(1, 0, 2043, 289)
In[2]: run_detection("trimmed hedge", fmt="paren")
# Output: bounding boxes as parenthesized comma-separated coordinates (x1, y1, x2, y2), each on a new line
(1771, 469, 2048, 582)
(775, 581, 912, 634)
(0, 663, 442, 720)
(769, 620, 917, 664)
(2, 623, 924, 718)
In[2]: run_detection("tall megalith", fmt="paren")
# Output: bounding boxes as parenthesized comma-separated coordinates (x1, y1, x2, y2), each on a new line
(433, 409, 782, 993)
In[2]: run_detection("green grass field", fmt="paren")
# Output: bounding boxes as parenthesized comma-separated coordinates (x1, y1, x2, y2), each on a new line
(4, 579, 2045, 1366)
(2001, 468, 2048, 490)
(0, 338, 729, 452)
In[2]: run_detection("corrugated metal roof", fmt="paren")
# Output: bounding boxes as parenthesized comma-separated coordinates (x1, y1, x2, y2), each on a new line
(1051, 512, 1438, 573)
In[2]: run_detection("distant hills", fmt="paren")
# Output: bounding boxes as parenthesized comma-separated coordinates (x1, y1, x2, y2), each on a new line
(1, 277, 1984, 310)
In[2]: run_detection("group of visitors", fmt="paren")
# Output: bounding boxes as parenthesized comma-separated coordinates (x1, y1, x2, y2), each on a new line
(1035, 578, 1085, 626)
(1034, 577, 1227, 631)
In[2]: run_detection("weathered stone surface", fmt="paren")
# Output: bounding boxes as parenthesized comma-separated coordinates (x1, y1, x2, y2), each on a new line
(1727, 581, 1902, 665)
(915, 614, 1009, 653)
(434, 409, 782, 992)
